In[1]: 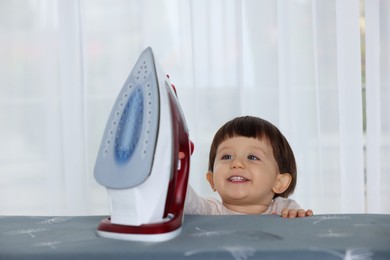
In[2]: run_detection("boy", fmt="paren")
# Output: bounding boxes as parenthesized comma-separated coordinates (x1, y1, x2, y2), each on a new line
(184, 116, 313, 218)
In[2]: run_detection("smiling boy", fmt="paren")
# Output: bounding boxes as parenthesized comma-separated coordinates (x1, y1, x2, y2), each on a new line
(184, 116, 313, 218)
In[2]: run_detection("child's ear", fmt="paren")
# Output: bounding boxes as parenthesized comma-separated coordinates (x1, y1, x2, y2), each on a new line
(206, 172, 216, 191)
(272, 173, 292, 194)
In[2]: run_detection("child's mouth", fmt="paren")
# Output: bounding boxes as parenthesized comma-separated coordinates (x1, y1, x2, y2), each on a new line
(228, 176, 249, 182)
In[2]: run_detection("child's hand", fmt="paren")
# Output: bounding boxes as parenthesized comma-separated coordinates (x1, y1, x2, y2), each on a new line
(281, 208, 313, 218)
(178, 141, 194, 159)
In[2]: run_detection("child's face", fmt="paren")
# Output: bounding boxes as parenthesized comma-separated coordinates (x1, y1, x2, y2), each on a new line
(207, 136, 288, 208)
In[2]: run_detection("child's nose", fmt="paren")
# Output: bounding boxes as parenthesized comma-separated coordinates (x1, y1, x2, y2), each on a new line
(230, 157, 245, 169)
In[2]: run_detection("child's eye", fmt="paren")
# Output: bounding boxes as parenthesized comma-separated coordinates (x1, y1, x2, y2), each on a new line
(248, 155, 259, 160)
(221, 154, 232, 160)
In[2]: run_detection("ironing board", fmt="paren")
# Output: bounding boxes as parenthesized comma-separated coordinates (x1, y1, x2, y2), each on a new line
(1, 214, 389, 259)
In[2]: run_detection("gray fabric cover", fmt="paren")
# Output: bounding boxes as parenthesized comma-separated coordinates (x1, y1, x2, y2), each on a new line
(1, 214, 389, 259)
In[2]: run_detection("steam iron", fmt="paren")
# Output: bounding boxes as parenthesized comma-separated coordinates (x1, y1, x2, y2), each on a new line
(94, 47, 191, 242)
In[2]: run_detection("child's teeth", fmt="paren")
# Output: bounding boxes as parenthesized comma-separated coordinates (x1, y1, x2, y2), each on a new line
(230, 176, 245, 181)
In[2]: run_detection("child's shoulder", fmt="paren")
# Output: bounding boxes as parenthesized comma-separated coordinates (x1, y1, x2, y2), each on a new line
(267, 197, 301, 214)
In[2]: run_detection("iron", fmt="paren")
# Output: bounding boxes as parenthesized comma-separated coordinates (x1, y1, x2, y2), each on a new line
(94, 47, 191, 242)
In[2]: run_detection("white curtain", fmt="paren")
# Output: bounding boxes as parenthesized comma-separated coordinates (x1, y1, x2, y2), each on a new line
(365, 0, 390, 213)
(0, 0, 389, 215)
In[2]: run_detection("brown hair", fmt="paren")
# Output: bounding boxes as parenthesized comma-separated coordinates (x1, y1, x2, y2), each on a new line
(208, 116, 296, 198)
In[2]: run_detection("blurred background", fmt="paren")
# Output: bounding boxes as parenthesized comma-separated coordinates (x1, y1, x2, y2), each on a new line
(0, 0, 389, 215)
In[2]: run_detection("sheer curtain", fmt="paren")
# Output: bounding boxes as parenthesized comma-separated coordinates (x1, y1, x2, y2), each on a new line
(0, 0, 389, 215)
(365, 0, 390, 213)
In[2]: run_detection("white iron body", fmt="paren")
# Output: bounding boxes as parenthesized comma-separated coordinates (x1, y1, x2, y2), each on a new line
(94, 47, 191, 242)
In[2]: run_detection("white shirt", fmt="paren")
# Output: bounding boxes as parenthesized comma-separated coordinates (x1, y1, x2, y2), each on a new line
(184, 185, 301, 215)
